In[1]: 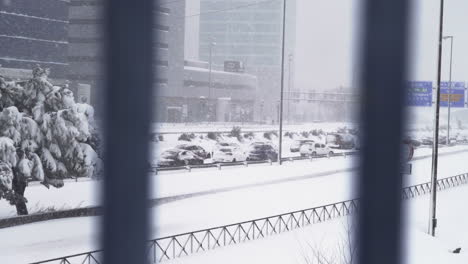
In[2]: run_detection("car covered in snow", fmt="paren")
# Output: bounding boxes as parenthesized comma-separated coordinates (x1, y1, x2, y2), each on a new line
(212, 147, 247, 163)
(157, 149, 204, 167)
(175, 144, 211, 159)
(215, 142, 241, 149)
(325, 133, 355, 149)
(289, 139, 315, 152)
(299, 142, 334, 157)
(246, 142, 278, 162)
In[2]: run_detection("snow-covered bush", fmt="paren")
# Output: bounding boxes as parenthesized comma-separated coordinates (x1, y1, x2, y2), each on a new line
(207, 132, 219, 140)
(178, 133, 195, 141)
(229, 126, 242, 141)
(0, 66, 103, 214)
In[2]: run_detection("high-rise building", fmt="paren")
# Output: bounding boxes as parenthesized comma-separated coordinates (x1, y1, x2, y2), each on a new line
(67, 0, 185, 107)
(0, 0, 68, 80)
(198, 0, 296, 122)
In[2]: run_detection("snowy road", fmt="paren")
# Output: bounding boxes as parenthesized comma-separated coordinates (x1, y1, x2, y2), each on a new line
(2, 147, 468, 263)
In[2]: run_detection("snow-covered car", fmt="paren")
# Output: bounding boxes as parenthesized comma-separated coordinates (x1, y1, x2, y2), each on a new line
(456, 135, 468, 143)
(246, 143, 278, 162)
(158, 149, 204, 167)
(326, 133, 355, 149)
(299, 142, 334, 157)
(212, 147, 247, 163)
(215, 142, 240, 149)
(175, 144, 211, 159)
(289, 139, 315, 152)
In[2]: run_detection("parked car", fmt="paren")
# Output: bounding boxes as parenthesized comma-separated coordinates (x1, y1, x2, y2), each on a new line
(456, 135, 468, 143)
(215, 142, 240, 149)
(158, 149, 204, 167)
(421, 137, 433, 146)
(326, 133, 355, 149)
(289, 139, 315, 152)
(175, 144, 211, 159)
(246, 143, 278, 161)
(299, 142, 334, 157)
(212, 147, 247, 163)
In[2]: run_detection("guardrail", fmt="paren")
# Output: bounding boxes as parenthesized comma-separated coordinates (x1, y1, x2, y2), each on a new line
(31, 172, 468, 264)
(154, 151, 359, 174)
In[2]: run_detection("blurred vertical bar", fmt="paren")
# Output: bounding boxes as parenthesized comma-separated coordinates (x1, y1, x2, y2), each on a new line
(103, 0, 154, 263)
(357, 0, 410, 264)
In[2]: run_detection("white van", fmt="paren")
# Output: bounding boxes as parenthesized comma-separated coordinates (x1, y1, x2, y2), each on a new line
(299, 142, 334, 157)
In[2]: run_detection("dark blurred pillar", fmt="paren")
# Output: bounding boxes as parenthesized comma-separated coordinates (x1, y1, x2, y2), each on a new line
(102, 1, 154, 263)
(357, 0, 411, 264)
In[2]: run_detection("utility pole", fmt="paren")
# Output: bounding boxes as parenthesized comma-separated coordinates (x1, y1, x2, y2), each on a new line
(208, 41, 216, 99)
(207, 41, 216, 122)
(429, 0, 445, 237)
(287, 53, 293, 123)
(443, 36, 454, 145)
(278, 0, 287, 165)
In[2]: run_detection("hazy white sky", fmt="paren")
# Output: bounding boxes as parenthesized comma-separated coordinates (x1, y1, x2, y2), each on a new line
(294, 0, 468, 91)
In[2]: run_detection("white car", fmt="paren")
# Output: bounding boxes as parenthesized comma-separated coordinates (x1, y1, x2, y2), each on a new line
(299, 142, 334, 157)
(290, 139, 315, 152)
(212, 147, 247, 163)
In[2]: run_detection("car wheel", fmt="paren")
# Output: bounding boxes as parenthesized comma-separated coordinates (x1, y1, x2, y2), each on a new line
(232, 158, 237, 162)
(329, 151, 334, 156)
(312, 152, 317, 156)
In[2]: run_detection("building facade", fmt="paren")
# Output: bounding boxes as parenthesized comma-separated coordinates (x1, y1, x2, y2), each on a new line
(0, 0, 68, 80)
(198, 0, 296, 123)
(154, 60, 257, 122)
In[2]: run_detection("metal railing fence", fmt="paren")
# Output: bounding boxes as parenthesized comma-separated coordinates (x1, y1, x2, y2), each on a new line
(30, 172, 468, 264)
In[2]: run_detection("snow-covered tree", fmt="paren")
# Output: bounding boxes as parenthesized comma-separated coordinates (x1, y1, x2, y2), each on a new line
(0, 66, 102, 215)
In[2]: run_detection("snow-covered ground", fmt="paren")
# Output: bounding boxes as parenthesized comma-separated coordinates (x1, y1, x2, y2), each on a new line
(158, 185, 468, 264)
(2, 145, 467, 219)
(2, 146, 468, 263)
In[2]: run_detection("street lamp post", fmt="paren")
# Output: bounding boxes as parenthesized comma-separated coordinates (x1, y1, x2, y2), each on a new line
(443, 36, 454, 145)
(287, 53, 293, 123)
(208, 41, 216, 100)
(278, 0, 287, 165)
(429, 0, 445, 237)
(207, 41, 216, 122)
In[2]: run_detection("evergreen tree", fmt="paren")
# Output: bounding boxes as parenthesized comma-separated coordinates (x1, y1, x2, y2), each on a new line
(0, 66, 102, 215)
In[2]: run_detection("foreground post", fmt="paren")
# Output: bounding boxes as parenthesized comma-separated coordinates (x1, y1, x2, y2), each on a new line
(429, 0, 445, 237)
(357, 1, 410, 264)
(103, 1, 154, 263)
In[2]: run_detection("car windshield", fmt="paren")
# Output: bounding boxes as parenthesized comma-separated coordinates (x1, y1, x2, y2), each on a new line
(220, 148, 232, 153)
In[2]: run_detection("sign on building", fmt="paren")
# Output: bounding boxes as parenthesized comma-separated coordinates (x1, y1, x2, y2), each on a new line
(407, 81, 432, 106)
(440, 82, 465, 108)
(224, 61, 244, 73)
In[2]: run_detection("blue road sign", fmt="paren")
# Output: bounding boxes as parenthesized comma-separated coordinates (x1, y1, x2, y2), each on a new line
(407, 81, 432, 107)
(440, 82, 465, 108)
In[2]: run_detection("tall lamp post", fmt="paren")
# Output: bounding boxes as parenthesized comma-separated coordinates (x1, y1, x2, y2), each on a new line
(429, 0, 445, 237)
(208, 41, 216, 99)
(443, 36, 454, 145)
(278, 0, 287, 165)
(287, 53, 293, 123)
(207, 41, 216, 121)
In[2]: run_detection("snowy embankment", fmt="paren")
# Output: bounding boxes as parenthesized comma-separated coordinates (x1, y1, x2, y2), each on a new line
(158, 185, 468, 264)
(2, 170, 468, 264)
(2, 147, 468, 263)
(0, 145, 467, 219)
